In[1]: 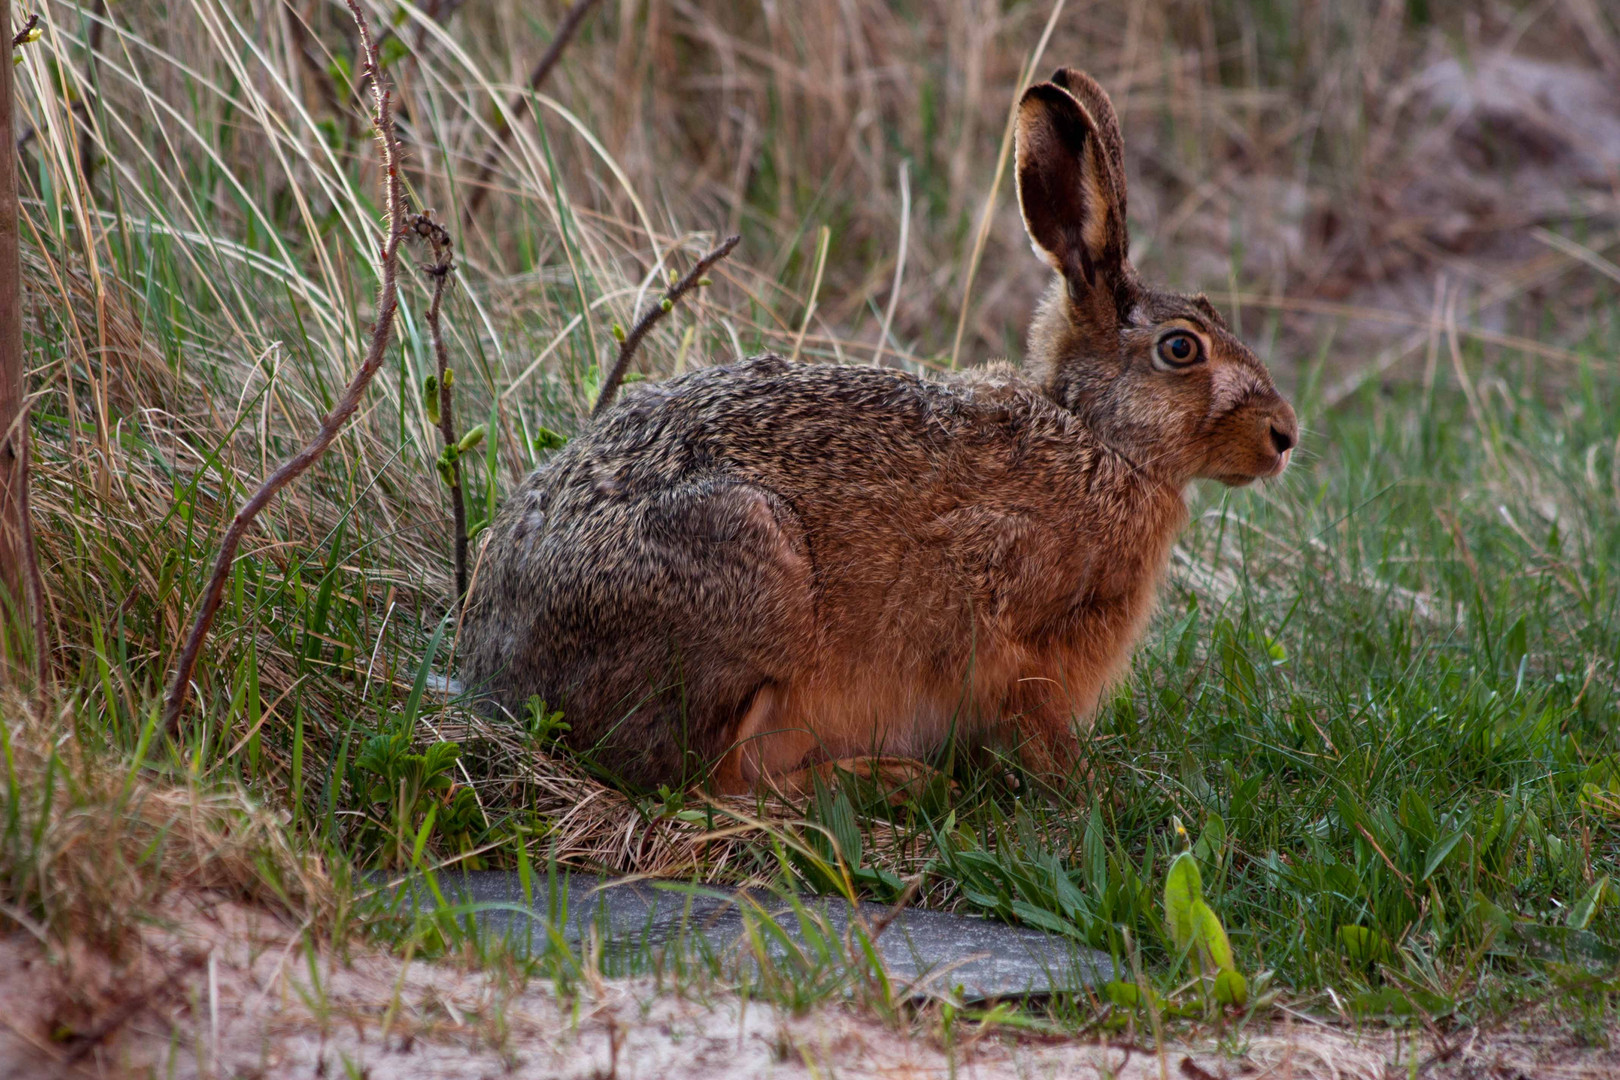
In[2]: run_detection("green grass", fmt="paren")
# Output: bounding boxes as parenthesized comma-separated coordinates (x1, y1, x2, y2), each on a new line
(4, 0, 1620, 1045)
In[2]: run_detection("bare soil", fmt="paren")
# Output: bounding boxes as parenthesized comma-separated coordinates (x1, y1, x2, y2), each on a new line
(3, 898, 1616, 1080)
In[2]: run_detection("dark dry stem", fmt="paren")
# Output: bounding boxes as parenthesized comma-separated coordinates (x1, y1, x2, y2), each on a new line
(462, 0, 603, 224)
(9, 10, 36, 48)
(20, 408, 46, 695)
(78, 0, 105, 189)
(410, 211, 469, 609)
(591, 234, 741, 419)
(1, 0, 45, 695)
(162, 0, 408, 735)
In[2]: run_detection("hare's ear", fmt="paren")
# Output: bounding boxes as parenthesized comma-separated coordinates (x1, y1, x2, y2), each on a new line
(1047, 68, 1126, 224)
(1015, 82, 1128, 303)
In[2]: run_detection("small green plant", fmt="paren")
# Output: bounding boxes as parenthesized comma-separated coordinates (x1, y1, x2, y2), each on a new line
(532, 425, 570, 452)
(795, 782, 904, 900)
(351, 731, 485, 865)
(1162, 844, 1248, 1007)
(1100, 821, 1251, 1022)
(524, 696, 570, 749)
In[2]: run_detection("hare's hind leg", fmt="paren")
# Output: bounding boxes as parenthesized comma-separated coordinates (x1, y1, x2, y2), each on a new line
(643, 480, 819, 790)
(711, 693, 950, 798)
(710, 682, 817, 794)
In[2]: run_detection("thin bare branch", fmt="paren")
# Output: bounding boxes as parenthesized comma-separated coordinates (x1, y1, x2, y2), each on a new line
(591, 235, 740, 420)
(409, 210, 470, 609)
(462, 0, 603, 224)
(163, 0, 410, 735)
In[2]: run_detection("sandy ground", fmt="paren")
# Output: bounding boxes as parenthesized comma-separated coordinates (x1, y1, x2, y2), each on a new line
(2, 899, 1617, 1080)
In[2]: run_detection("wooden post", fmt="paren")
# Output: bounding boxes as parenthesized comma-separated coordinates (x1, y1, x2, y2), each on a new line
(0, 0, 33, 658)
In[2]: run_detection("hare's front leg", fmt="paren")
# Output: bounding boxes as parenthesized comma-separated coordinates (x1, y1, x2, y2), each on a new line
(1005, 677, 1092, 786)
(1014, 704, 1083, 781)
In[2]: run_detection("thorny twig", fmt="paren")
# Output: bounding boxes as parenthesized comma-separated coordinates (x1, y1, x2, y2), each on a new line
(163, 0, 410, 735)
(591, 235, 741, 419)
(409, 210, 471, 609)
(462, 0, 603, 225)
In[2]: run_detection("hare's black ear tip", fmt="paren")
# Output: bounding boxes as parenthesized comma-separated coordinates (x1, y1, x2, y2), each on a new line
(1020, 82, 1077, 109)
(1049, 67, 1111, 101)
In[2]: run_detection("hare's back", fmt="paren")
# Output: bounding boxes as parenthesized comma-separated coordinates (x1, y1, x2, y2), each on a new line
(562, 355, 1089, 512)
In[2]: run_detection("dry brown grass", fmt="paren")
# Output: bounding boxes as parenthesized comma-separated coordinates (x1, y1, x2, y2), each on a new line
(0, 691, 330, 1045)
(429, 709, 945, 886)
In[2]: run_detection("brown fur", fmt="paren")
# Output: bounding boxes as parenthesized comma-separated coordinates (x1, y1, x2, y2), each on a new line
(458, 70, 1298, 793)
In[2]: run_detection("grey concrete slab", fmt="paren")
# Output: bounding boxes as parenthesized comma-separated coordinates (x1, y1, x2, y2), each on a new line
(398, 870, 1114, 1001)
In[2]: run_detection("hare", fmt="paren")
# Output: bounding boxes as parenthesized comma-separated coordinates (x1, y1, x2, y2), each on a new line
(458, 68, 1298, 794)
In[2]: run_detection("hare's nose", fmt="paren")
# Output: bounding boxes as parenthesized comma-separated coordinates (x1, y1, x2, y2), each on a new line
(1269, 423, 1296, 455)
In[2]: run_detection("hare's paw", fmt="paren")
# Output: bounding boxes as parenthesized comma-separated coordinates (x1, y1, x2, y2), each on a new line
(773, 755, 956, 808)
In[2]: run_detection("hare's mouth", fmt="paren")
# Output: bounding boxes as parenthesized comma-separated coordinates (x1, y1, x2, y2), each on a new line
(1213, 449, 1290, 487)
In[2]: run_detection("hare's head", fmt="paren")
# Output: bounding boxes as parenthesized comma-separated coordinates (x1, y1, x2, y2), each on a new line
(1016, 69, 1298, 488)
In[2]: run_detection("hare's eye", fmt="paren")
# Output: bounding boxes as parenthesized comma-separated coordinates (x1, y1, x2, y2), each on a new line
(1155, 331, 1203, 369)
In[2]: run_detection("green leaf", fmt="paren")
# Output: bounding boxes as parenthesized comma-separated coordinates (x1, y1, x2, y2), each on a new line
(1512, 923, 1620, 969)
(1192, 900, 1236, 972)
(327, 54, 354, 95)
(1468, 891, 1512, 940)
(1399, 788, 1436, 842)
(1350, 988, 1453, 1019)
(456, 424, 486, 453)
(1009, 900, 1085, 940)
(532, 426, 569, 452)
(1104, 981, 1158, 1009)
(410, 802, 438, 866)
(422, 374, 440, 425)
(1337, 924, 1393, 966)
(1163, 851, 1203, 951)
(817, 787, 861, 867)
(1213, 969, 1248, 1007)
(378, 35, 410, 69)
(1192, 814, 1227, 870)
(420, 741, 461, 780)
(402, 615, 450, 732)
(1567, 876, 1612, 931)
(1421, 828, 1467, 881)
